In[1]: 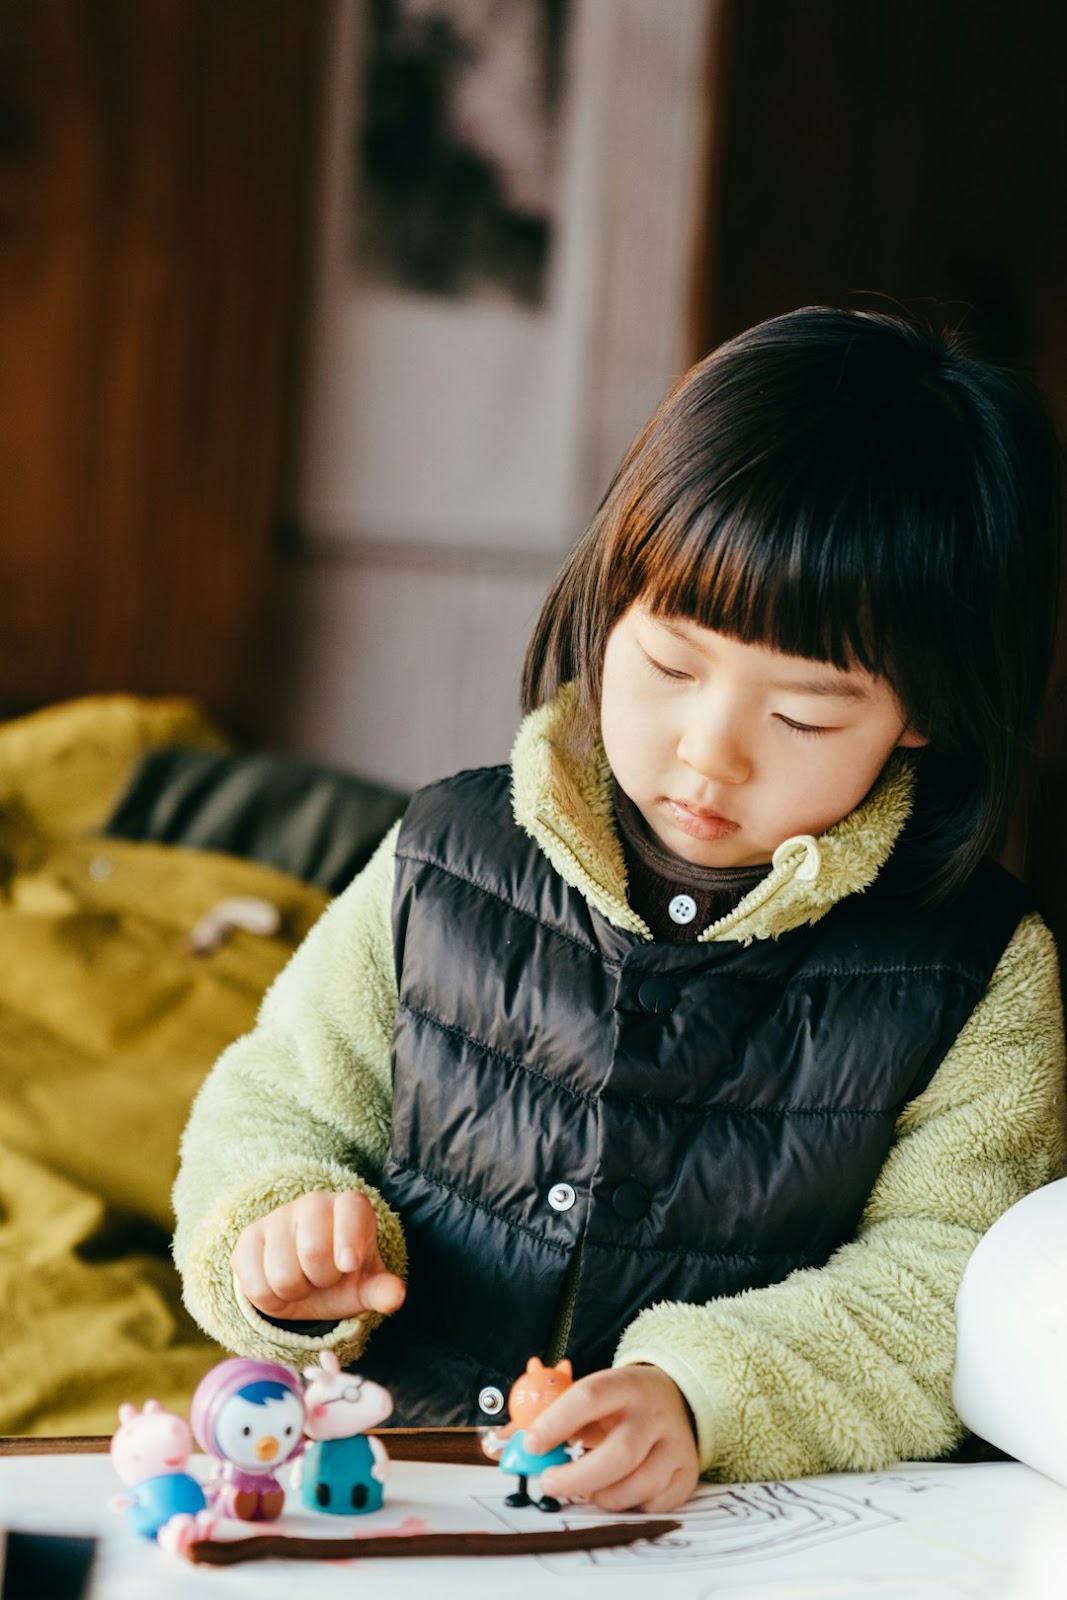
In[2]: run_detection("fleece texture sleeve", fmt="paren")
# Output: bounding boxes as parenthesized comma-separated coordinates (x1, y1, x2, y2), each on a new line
(614, 910, 1067, 1481)
(172, 824, 404, 1366)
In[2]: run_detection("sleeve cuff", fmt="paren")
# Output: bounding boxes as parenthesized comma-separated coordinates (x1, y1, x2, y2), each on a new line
(614, 1338, 738, 1475)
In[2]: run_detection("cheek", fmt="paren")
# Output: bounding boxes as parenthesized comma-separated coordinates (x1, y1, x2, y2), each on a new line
(601, 714, 655, 794)
(790, 740, 896, 827)
(601, 683, 668, 780)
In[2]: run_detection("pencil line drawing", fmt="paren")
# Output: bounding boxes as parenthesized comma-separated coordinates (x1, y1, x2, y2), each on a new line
(477, 1479, 900, 1573)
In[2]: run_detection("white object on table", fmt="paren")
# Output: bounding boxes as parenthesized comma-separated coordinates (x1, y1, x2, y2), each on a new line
(954, 1176, 1067, 1490)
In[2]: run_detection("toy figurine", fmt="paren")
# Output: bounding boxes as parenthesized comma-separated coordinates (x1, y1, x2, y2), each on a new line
(294, 1351, 393, 1514)
(482, 1356, 577, 1512)
(190, 1357, 305, 1522)
(109, 1399, 214, 1551)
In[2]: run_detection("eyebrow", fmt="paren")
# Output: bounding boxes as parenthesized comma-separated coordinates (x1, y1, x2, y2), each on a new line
(655, 617, 871, 700)
(768, 675, 870, 700)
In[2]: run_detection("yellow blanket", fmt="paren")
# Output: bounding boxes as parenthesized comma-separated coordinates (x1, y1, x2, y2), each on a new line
(0, 697, 330, 1435)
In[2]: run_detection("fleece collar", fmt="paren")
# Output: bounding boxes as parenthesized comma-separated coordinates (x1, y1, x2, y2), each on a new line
(510, 682, 916, 944)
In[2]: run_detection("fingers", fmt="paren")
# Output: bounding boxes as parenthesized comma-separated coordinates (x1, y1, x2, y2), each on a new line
(230, 1215, 288, 1313)
(231, 1190, 405, 1319)
(332, 1188, 375, 1275)
(524, 1370, 615, 1456)
(545, 1439, 693, 1513)
(527, 1366, 700, 1514)
(540, 1422, 638, 1501)
(332, 1190, 406, 1314)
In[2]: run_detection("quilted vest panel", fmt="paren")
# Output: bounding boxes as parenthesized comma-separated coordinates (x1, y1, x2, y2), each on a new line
(360, 766, 1031, 1426)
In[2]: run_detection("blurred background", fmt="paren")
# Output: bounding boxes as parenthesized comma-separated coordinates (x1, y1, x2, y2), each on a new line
(1, 0, 1066, 898)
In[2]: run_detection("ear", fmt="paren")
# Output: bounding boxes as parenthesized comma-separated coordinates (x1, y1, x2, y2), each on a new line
(118, 1403, 137, 1424)
(322, 1351, 341, 1377)
(144, 1399, 161, 1414)
(896, 724, 927, 749)
(526, 1356, 544, 1375)
(556, 1359, 573, 1379)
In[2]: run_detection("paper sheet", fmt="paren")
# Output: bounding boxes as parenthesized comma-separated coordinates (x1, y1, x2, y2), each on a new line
(1, 1453, 1066, 1599)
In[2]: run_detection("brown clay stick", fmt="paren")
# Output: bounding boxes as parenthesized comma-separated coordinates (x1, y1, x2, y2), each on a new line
(183, 1518, 682, 1565)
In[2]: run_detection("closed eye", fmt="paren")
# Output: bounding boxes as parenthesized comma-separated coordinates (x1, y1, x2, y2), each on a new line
(642, 652, 690, 683)
(775, 714, 832, 737)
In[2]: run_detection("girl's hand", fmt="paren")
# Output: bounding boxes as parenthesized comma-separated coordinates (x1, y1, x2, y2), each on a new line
(230, 1190, 406, 1322)
(523, 1365, 700, 1514)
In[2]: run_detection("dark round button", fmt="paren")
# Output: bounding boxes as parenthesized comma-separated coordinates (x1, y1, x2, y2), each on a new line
(637, 976, 676, 1013)
(612, 1180, 650, 1220)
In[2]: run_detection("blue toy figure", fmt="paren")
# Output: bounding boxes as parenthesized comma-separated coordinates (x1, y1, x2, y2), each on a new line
(109, 1399, 215, 1551)
(482, 1357, 576, 1512)
(295, 1351, 394, 1515)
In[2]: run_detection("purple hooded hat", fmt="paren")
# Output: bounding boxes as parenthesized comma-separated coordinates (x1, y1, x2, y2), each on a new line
(190, 1358, 306, 1465)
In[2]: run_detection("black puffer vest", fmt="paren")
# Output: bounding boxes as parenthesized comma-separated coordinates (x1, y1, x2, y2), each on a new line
(360, 766, 1031, 1427)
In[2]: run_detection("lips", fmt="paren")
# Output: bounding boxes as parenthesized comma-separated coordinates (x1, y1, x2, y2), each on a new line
(664, 799, 740, 841)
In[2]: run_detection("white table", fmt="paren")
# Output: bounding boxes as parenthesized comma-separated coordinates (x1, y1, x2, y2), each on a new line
(2, 1443, 1065, 1599)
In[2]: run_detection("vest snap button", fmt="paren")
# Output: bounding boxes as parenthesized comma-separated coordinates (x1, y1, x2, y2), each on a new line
(478, 1385, 505, 1416)
(638, 976, 676, 1013)
(612, 1180, 650, 1220)
(547, 1182, 576, 1212)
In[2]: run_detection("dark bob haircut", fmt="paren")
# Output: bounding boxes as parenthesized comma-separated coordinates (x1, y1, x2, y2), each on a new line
(522, 307, 1063, 904)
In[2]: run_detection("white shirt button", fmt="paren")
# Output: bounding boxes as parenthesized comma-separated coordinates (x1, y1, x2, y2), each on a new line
(668, 893, 698, 925)
(478, 1386, 505, 1416)
(548, 1182, 576, 1212)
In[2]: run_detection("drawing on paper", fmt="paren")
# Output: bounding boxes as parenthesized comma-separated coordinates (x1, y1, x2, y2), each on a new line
(479, 1478, 900, 1573)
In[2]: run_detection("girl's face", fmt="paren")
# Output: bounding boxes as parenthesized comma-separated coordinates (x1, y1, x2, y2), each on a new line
(600, 603, 925, 869)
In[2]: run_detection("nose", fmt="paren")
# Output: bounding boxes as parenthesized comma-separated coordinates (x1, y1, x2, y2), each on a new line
(677, 708, 751, 784)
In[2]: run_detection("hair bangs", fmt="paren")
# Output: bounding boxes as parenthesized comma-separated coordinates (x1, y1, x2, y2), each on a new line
(629, 488, 890, 681)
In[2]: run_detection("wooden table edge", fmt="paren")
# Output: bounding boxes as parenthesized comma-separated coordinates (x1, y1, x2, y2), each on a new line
(0, 1427, 491, 1465)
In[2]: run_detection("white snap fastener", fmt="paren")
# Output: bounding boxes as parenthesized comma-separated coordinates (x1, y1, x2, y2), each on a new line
(478, 1385, 505, 1416)
(668, 893, 697, 924)
(548, 1182, 576, 1212)
(88, 856, 113, 882)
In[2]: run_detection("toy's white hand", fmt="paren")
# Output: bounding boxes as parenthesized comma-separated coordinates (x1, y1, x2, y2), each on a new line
(368, 1436, 391, 1478)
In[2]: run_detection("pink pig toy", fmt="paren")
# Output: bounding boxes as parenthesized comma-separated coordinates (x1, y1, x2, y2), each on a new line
(109, 1399, 215, 1552)
(294, 1352, 393, 1515)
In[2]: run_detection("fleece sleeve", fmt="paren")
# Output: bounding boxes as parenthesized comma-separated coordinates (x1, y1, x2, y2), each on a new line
(614, 910, 1067, 1480)
(172, 823, 404, 1366)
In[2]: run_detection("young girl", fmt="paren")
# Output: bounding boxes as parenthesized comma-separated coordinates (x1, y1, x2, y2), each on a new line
(174, 307, 1067, 1515)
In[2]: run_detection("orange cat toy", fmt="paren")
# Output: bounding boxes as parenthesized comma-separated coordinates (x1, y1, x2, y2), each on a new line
(481, 1357, 576, 1512)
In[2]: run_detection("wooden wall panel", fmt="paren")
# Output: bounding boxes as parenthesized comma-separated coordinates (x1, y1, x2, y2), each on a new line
(694, 0, 1067, 918)
(0, 1, 322, 735)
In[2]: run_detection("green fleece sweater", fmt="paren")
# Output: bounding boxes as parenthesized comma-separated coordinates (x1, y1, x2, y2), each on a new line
(174, 688, 1067, 1481)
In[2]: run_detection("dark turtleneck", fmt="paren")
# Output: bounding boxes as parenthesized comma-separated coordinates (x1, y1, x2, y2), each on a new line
(612, 782, 768, 942)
